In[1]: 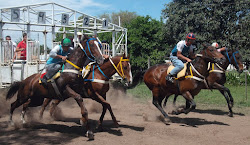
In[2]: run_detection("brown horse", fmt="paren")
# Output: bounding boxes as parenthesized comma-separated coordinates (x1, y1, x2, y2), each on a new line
(143, 44, 225, 119)
(39, 54, 132, 130)
(164, 48, 244, 117)
(6, 35, 104, 139)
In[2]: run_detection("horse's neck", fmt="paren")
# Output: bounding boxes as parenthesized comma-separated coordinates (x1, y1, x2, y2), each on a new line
(99, 57, 120, 79)
(65, 47, 86, 69)
(220, 53, 231, 70)
(191, 57, 209, 77)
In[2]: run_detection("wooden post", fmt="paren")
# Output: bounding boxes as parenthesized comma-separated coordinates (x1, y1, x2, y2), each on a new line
(148, 58, 151, 69)
(245, 71, 248, 101)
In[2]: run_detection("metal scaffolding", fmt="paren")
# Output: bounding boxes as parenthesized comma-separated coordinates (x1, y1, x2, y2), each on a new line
(0, 2, 128, 88)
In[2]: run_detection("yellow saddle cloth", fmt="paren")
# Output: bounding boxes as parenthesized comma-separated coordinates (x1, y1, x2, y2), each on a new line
(167, 62, 188, 78)
(39, 72, 61, 84)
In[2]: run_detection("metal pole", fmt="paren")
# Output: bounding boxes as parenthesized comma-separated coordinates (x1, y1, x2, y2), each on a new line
(112, 31, 115, 56)
(43, 28, 47, 60)
(52, 26, 55, 49)
(125, 29, 127, 56)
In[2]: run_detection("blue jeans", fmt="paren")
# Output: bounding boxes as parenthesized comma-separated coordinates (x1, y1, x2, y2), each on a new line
(45, 63, 61, 79)
(169, 55, 184, 76)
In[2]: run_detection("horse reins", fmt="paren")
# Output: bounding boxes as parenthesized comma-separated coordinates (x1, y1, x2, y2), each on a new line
(109, 57, 129, 79)
(208, 49, 239, 74)
(84, 57, 130, 84)
(185, 54, 209, 88)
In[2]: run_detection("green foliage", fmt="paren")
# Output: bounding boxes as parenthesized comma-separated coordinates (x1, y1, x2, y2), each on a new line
(162, 0, 249, 56)
(127, 82, 250, 107)
(126, 16, 170, 72)
(226, 71, 250, 86)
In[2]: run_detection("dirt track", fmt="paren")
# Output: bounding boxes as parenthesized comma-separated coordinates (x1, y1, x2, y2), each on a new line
(1, 87, 250, 145)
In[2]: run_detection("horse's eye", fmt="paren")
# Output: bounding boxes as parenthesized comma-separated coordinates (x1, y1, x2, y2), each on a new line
(124, 67, 127, 70)
(210, 49, 214, 52)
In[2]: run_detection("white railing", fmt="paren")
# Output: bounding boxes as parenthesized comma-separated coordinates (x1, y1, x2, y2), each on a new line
(27, 41, 40, 63)
(101, 43, 111, 56)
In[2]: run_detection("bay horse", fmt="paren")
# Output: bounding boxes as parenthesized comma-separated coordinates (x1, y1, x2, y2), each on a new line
(143, 44, 225, 119)
(163, 48, 244, 117)
(39, 54, 132, 130)
(6, 35, 104, 139)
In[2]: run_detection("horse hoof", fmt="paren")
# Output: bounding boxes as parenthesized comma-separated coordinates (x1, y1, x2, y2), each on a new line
(97, 125, 103, 132)
(114, 122, 119, 128)
(228, 112, 233, 117)
(168, 110, 178, 115)
(86, 131, 94, 140)
(9, 121, 15, 126)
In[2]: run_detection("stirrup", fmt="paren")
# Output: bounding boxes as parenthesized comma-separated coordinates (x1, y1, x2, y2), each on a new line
(166, 75, 174, 83)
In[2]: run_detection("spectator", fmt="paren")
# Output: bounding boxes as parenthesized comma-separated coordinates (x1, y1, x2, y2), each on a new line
(5, 36, 17, 60)
(15, 33, 27, 60)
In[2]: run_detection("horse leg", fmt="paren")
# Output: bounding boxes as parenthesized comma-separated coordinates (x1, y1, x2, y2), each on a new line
(65, 85, 93, 140)
(9, 97, 29, 125)
(39, 98, 52, 119)
(50, 100, 61, 117)
(74, 98, 89, 126)
(175, 91, 196, 115)
(94, 93, 119, 128)
(152, 88, 169, 118)
(212, 83, 233, 117)
(21, 99, 31, 124)
(219, 90, 233, 117)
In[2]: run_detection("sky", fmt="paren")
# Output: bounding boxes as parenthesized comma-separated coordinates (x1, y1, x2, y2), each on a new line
(0, 0, 172, 47)
(0, 0, 172, 20)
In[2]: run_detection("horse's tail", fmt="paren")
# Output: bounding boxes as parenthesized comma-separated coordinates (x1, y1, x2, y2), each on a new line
(6, 82, 23, 100)
(126, 70, 146, 89)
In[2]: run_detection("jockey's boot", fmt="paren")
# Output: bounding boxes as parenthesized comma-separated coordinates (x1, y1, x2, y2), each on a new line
(41, 75, 48, 86)
(165, 74, 174, 83)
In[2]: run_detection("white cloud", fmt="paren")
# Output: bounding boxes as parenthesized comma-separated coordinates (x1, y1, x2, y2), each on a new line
(0, 0, 111, 15)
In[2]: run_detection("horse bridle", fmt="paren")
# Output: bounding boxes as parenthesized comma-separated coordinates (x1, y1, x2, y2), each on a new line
(80, 38, 102, 62)
(225, 49, 239, 69)
(109, 57, 130, 79)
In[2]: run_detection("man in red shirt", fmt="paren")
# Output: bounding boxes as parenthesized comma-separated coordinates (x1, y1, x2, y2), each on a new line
(16, 33, 27, 60)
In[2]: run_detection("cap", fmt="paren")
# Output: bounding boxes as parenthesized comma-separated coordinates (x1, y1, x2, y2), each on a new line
(62, 38, 71, 47)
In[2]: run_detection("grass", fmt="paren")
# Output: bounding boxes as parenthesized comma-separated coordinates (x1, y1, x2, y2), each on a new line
(127, 82, 250, 108)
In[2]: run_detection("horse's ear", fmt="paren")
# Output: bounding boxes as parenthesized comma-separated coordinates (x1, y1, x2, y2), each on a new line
(82, 34, 89, 41)
(202, 43, 209, 49)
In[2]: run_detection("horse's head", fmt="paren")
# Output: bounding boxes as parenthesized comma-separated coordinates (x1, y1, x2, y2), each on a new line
(224, 48, 244, 73)
(80, 35, 104, 65)
(201, 44, 226, 64)
(115, 53, 133, 86)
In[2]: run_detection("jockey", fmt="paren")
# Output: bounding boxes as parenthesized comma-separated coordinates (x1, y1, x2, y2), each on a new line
(212, 42, 226, 52)
(166, 33, 196, 83)
(41, 38, 73, 85)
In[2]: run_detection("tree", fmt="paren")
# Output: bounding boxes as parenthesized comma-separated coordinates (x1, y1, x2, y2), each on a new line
(126, 15, 169, 73)
(162, 0, 249, 59)
(98, 11, 138, 44)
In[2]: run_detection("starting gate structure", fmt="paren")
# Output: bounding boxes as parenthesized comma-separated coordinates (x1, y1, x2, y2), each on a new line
(0, 2, 127, 88)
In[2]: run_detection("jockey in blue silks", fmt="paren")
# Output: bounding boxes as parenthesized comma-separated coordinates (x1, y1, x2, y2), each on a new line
(166, 33, 196, 83)
(41, 38, 73, 85)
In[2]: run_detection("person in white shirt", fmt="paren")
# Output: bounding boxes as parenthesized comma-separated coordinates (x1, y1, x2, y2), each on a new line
(166, 33, 196, 83)
(5, 36, 17, 60)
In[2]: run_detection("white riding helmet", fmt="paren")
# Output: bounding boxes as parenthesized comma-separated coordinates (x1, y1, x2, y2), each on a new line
(212, 42, 219, 48)
(77, 32, 83, 36)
